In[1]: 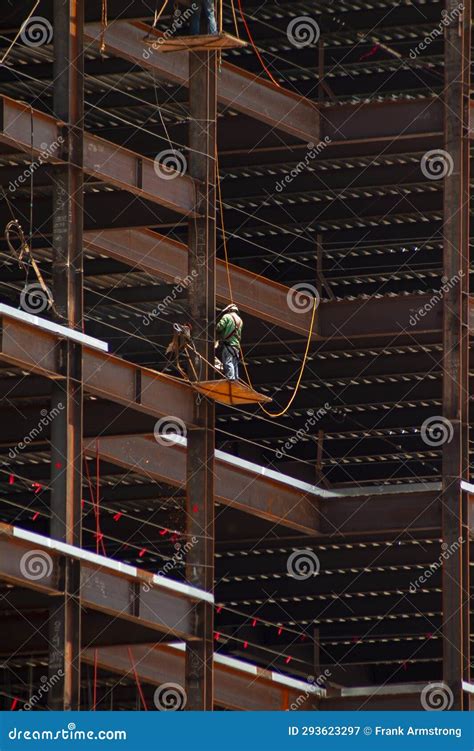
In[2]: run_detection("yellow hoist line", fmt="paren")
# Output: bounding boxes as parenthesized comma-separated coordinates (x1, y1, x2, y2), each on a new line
(215, 146, 318, 418)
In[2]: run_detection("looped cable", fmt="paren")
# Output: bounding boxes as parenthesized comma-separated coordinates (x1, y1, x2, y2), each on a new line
(5, 218, 56, 313)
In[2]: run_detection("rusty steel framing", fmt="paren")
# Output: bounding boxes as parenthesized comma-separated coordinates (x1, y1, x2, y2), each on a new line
(441, 0, 471, 710)
(0, 96, 197, 216)
(82, 644, 320, 711)
(0, 0, 472, 712)
(83, 227, 447, 339)
(47, 0, 84, 710)
(0, 523, 211, 641)
(184, 50, 218, 710)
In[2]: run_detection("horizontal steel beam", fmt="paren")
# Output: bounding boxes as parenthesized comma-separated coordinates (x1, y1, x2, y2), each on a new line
(0, 96, 196, 216)
(84, 228, 313, 337)
(0, 310, 195, 426)
(84, 228, 448, 340)
(83, 23, 452, 148)
(322, 683, 428, 711)
(83, 435, 449, 536)
(0, 524, 212, 640)
(84, 435, 319, 534)
(320, 98, 444, 144)
(82, 644, 320, 710)
(84, 21, 319, 144)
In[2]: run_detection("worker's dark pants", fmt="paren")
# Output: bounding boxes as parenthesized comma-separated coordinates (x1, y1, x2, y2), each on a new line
(221, 344, 239, 381)
(189, 0, 218, 35)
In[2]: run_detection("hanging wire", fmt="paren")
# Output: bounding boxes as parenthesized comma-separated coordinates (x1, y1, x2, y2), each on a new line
(100, 0, 108, 54)
(0, 0, 41, 65)
(230, 0, 240, 38)
(216, 145, 318, 417)
(236, 0, 280, 87)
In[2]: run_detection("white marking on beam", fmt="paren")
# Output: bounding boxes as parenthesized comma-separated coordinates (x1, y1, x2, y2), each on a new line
(167, 642, 323, 694)
(342, 683, 423, 696)
(167, 435, 439, 500)
(460, 480, 474, 494)
(0, 303, 109, 352)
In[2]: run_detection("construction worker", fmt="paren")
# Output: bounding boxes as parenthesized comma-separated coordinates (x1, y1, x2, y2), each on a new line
(216, 303, 243, 381)
(189, 0, 218, 35)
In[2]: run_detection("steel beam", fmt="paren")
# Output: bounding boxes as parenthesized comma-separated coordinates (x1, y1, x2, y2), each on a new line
(184, 50, 217, 710)
(441, 0, 471, 711)
(0, 96, 196, 217)
(84, 228, 313, 337)
(0, 310, 195, 425)
(82, 435, 451, 537)
(82, 644, 320, 711)
(322, 686, 424, 711)
(84, 434, 318, 533)
(83, 229, 447, 340)
(83, 21, 319, 144)
(82, 22, 456, 148)
(320, 97, 443, 145)
(0, 524, 210, 641)
(47, 0, 84, 710)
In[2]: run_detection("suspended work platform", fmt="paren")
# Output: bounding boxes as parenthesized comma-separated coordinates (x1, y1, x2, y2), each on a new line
(151, 33, 247, 53)
(192, 379, 272, 406)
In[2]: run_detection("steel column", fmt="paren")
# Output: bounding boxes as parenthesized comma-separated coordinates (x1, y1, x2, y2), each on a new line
(185, 51, 217, 710)
(48, 0, 84, 710)
(441, 0, 471, 710)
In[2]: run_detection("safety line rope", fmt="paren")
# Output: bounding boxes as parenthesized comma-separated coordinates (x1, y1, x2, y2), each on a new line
(216, 146, 317, 417)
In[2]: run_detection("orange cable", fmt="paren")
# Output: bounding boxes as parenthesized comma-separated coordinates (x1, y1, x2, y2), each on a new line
(127, 647, 148, 710)
(236, 0, 280, 87)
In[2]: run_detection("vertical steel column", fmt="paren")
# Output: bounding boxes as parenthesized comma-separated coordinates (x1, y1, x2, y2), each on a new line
(185, 51, 217, 710)
(441, 0, 471, 710)
(48, 0, 84, 710)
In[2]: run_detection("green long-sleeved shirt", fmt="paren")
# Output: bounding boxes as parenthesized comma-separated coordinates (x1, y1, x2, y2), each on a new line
(216, 312, 243, 347)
